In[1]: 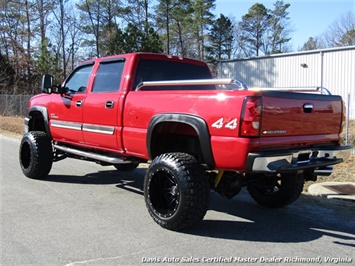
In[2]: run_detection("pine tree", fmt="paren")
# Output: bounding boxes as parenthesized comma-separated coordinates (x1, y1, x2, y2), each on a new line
(268, 0, 292, 54)
(300, 37, 322, 51)
(238, 3, 270, 57)
(156, 0, 193, 56)
(206, 14, 234, 62)
(191, 0, 215, 60)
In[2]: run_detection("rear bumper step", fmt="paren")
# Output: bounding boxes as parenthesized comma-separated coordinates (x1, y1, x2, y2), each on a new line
(247, 145, 352, 173)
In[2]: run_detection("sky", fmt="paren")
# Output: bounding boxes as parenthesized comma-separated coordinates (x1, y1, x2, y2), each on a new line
(214, 0, 355, 50)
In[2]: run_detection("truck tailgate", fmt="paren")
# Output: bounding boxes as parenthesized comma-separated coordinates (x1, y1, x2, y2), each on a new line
(259, 90, 343, 149)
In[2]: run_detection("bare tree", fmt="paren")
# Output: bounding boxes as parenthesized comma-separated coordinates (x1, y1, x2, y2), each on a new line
(124, 0, 151, 30)
(67, 10, 83, 71)
(0, 1, 36, 93)
(323, 11, 355, 47)
(50, 0, 72, 78)
(77, 0, 126, 57)
(77, 0, 103, 57)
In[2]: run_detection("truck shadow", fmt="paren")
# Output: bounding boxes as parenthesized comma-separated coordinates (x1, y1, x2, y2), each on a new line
(44, 167, 146, 187)
(186, 191, 355, 245)
(44, 167, 355, 245)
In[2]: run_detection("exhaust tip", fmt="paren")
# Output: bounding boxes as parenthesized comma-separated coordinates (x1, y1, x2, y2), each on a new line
(314, 166, 333, 176)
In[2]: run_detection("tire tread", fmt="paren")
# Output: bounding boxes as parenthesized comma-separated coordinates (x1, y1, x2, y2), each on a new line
(19, 131, 53, 179)
(144, 152, 210, 231)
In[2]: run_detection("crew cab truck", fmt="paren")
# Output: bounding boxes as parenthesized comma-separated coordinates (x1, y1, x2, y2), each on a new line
(19, 52, 352, 231)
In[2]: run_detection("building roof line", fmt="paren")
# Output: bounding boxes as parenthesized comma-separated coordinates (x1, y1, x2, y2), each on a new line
(218, 45, 355, 63)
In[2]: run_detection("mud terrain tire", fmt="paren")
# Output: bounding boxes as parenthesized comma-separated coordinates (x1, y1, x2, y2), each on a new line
(19, 131, 53, 179)
(144, 153, 210, 231)
(247, 172, 304, 208)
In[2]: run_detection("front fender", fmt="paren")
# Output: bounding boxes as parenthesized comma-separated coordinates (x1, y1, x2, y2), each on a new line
(25, 106, 52, 138)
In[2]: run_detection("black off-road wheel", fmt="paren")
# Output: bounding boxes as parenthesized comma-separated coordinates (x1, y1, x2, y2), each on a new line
(19, 131, 53, 179)
(144, 153, 210, 231)
(247, 172, 304, 208)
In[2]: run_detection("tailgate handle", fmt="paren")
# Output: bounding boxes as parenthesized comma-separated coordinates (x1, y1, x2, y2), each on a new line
(303, 104, 313, 113)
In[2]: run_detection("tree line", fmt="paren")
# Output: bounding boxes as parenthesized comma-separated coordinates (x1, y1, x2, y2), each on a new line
(0, 0, 354, 95)
(301, 11, 355, 51)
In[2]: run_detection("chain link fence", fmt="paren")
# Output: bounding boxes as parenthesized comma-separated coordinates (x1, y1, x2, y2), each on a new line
(0, 94, 33, 117)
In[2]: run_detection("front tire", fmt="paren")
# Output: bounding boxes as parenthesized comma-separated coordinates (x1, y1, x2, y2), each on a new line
(144, 153, 210, 231)
(19, 131, 53, 179)
(247, 172, 304, 208)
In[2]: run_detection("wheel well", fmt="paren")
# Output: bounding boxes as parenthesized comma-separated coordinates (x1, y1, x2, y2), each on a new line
(150, 122, 203, 161)
(28, 111, 47, 133)
(147, 114, 215, 168)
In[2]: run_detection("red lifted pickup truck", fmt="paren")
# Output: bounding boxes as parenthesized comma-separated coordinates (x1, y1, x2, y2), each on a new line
(19, 52, 351, 231)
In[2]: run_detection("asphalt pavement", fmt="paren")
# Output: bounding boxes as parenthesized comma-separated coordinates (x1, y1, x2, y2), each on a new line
(308, 182, 355, 202)
(1, 133, 354, 265)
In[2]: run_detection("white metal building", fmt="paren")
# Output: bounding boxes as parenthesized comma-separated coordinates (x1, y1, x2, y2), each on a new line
(217, 46, 355, 119)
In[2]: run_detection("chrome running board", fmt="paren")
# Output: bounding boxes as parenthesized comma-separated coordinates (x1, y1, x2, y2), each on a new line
(53, 144, 131, 164)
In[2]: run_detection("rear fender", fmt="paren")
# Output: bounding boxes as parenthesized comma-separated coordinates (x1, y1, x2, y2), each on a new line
(147, 113, 215, 168)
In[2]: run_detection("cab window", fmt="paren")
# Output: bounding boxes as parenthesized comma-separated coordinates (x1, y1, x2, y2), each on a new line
(92, 60, 125, 93)
(64, 64, 93, 93)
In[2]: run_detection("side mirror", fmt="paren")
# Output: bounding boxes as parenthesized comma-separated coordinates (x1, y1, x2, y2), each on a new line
(41, 74, 54, 93)
(58, 86, 68, 95)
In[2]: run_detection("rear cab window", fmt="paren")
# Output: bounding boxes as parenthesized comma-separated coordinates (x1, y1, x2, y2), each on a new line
(133, 59, 214, 90)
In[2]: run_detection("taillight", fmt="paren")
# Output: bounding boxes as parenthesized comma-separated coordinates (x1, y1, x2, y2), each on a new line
(240, 96, 262, 137)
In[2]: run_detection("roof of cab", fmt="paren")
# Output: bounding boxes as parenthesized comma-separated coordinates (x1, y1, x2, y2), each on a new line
(79, 52, 207, 67)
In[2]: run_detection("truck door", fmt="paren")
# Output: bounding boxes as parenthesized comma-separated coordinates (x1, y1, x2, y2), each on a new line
(49, 63, 94, 144)
(82, 58, 126, 152)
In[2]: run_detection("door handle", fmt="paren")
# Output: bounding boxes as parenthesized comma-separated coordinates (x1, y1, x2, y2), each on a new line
(76, 100, 83, 107)
(106, 101, 114, 108)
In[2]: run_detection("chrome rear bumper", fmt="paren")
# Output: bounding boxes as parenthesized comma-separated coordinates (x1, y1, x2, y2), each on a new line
(247, 145, 352, 173)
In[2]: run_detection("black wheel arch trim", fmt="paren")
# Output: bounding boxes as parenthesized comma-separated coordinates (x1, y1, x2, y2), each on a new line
(27, 106, 52, 138)
(146, 113, 215, 168)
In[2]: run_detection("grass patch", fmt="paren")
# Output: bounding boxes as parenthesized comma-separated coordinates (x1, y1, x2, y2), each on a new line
(0, 115, 24, 135)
